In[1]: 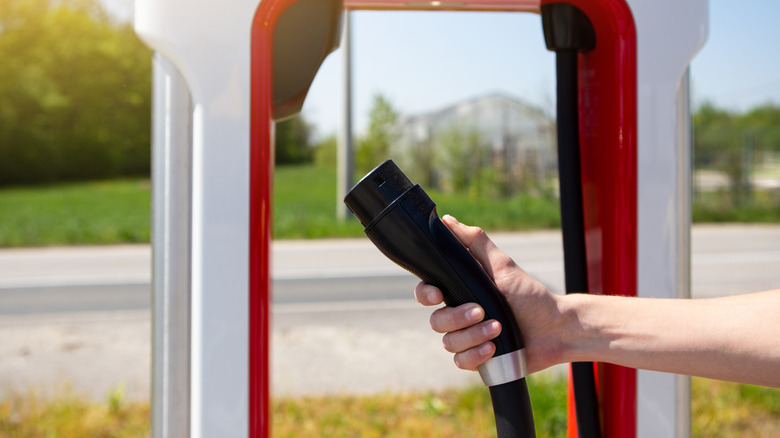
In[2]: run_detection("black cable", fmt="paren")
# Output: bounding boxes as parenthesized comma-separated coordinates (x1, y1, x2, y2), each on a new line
(555, 48, 602, 438)
(489, 378, 536, 438)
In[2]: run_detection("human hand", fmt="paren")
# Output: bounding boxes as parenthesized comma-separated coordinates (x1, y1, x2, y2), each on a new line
(414, 215, 566, 374)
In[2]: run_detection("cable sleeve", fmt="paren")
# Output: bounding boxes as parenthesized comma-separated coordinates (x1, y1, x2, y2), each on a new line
(489, 378, 536, 438)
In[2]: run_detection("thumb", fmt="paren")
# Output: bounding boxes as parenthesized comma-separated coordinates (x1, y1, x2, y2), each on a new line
(441, 215, 516, 280)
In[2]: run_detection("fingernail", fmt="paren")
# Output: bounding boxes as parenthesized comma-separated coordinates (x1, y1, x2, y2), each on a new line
(443, 214, 460, 224)
(466, 307, 482, 321)
(482, 320, 500, 337)
(479, 343, 493, 357)
(426, 291, 438, 303)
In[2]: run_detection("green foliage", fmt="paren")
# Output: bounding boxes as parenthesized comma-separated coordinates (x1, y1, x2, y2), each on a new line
(692, 378, 780, 437)
(0, 387, 150, 438)
(527, 375, 568, 437)
(313, 133, 337, 169)
(433, 189, 561, 231)
(434, 124, 517, 198)
(274, 379, 566, 438)
(693, 101, 780, 208)
(0, 0, 152, 186)
(434, 125, 489, 194)
(741, 104, 780, 152)
(356, 93, 400, 175)
(273, 164, 561, 238)
(693, 198, 780, 223)
(275, 115, 314, 165)
(402, 136, 435, 187)
(0, 179, 150, 247)
(693, 102, 746, 203)
(0, 167, 556, 247)
(273, 164, 364, 239)
(2, 378, 778, 437)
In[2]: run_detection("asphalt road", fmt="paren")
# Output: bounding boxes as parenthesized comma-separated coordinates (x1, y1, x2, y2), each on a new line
(2, 224, 780, 316)
(1, 224, 779, 400)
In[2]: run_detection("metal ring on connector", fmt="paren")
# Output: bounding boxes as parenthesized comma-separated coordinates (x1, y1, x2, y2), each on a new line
(477, 348, 528, 387)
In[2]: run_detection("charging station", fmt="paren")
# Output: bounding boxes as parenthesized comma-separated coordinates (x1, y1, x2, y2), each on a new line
(136, 1, 708, 436)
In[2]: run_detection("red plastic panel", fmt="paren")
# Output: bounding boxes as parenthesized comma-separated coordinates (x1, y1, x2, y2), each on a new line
(343, 0, 538, 11)
(251, 1, 636, 438)
(250, 1, 295, 436)
(540, 0, 638, 437)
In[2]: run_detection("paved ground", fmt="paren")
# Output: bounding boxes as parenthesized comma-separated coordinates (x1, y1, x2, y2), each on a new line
(1, 224, 779, 402)
(0, 310, 151, 401)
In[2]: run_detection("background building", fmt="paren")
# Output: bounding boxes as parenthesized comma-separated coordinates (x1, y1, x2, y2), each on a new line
(393, 92, 556, 196)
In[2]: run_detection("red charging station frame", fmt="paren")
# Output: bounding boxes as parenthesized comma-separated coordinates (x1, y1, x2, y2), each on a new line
(249, 1, 637, 437)
(249, 0, 281, 435)
(548, 1, 638, 437)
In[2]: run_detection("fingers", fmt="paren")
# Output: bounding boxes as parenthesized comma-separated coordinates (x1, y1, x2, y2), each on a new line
(413, 217, 516, 372)
(454, 342, 496, 371)
(414, 282, 443, 306)
(429, 302, 484, 333)
(441, 215, 517, 279)
(442, 319, 501, 353)
(431, 303, 500, 371)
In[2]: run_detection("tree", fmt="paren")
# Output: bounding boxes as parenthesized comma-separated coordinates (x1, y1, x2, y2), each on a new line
(741, 103, 780, 154)
(275, 115, 313, 165)
(434, 124, 493, 197)
(0, 0, 152, 185)
(693, 102, 762, 205)
(693, 102, 737, 175)
(356, 93, 399, 175)
(313, 133, 337, 169)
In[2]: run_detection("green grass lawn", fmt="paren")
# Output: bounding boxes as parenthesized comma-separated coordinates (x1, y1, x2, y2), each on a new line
(0, 179, 151, 247)
(273, 164, 561, 239)
(273, 165, 364, 239)
(0, 166, 562, 247)
(0, 164, 777, 247)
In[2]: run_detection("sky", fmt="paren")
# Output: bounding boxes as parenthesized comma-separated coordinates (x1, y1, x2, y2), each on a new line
(299, 0, 780, 139)
(107, 0, 780, 139)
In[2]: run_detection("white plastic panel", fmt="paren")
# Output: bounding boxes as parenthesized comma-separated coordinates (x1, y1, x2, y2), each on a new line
(136, 1, 711, 436)
(627, 1, 708, 437)
(151, 52, 193, 438)
(135, 1, 260, 436)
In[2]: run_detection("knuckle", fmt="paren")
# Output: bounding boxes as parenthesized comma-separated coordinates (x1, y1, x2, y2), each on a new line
(428, 313, 439, 331)
(429, 309, 447, 333)
(441, 333, 455, 353)
(453, 353, 466, 370)
(467, 226, 487, 244)
(453, 352, 475, 371)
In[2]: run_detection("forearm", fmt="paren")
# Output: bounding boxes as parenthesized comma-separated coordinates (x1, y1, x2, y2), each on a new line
(558, 290, 780, 387)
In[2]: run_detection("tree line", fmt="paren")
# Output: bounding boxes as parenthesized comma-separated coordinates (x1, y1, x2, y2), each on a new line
(0, 0, 151, 186)
(0, 0, 319, 186)
(694, 101, 780, 205)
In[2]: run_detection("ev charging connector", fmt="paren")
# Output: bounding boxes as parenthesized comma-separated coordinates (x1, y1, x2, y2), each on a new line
(345, 159, 536, 438)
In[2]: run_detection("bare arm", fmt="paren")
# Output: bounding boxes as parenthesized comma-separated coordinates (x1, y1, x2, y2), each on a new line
(559, 290, 780, 387)
(416, 215, 780, 388)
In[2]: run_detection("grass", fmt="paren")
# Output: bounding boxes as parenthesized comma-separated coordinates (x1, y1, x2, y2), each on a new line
(273, 376, 566, 438)
(1, 378, 778, 437)
(0, 179, 150, 247)
(693, 190, 780, 223)
(273, 164, 561, 239)
(692, 378, 780, 437)
(273, 165, 364, 239)
(0, 387, 150, 438)
(0, 164, 777, 247)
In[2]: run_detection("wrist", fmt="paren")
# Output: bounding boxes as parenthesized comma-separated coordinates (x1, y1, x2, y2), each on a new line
(555, 293, 602, 364)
